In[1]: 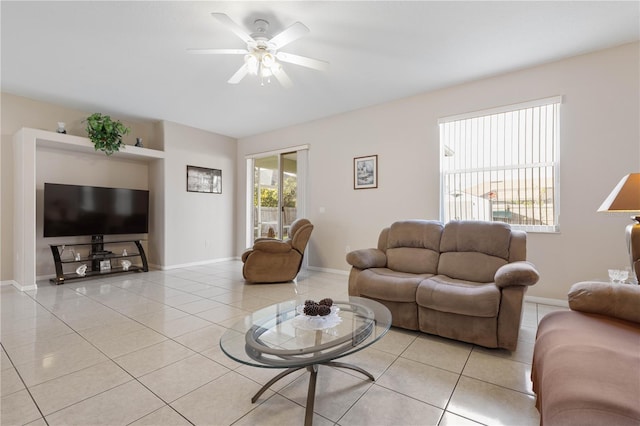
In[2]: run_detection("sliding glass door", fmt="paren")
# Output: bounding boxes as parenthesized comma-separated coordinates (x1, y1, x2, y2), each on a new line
(251, 151, 299, 241)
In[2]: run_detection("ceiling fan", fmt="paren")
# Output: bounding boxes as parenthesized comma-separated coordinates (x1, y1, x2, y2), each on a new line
(188, 13, 329, 88)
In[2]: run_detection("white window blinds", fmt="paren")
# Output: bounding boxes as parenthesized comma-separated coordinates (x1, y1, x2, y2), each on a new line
(439, 97, 561, 232)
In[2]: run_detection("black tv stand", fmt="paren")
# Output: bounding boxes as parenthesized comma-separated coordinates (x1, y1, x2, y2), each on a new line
(91, 235, 105, 270)
(49, 238, 149, 285)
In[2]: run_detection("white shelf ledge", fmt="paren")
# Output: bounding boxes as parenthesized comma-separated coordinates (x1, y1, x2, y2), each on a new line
(22, 128, 165, 161)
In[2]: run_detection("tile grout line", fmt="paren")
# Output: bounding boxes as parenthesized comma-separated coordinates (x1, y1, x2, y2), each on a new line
(4, 265, 542, 425)
(13, 276, 236, 423)
(1, 342, 51, 425)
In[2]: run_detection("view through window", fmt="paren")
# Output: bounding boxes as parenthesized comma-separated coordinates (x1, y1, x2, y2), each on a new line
(439, 97, 561, 232)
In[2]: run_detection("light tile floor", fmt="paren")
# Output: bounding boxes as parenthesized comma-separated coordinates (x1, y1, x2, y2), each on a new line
(1, 261, 568, 425)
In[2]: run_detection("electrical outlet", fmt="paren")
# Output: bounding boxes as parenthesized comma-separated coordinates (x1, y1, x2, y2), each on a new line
(345, 245, 351, 253)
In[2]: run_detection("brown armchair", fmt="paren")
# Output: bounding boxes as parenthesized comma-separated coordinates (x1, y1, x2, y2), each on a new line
(241, 218, 314, 283)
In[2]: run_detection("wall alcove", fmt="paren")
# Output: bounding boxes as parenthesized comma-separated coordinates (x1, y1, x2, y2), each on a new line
(12, 127, 165, 290)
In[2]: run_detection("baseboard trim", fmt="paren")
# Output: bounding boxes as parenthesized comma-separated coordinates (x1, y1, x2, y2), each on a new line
(160, 257, 239, 270)
(524, 295, 569, 307)
(2, 280, 38, 292)
(306, 266, 349, 276)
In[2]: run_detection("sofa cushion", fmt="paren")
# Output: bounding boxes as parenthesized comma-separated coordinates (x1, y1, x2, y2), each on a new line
(385, 220, 442, 274)
(357, 268, 432, 302)
(438, 220, 511, 282)
(532, 310, 640, 426)
(416, 275, 501, 317)
(387, 220, 443, 251)
(387, 247, 439, 275)
(438, 252, 508, 283)
(568, 281, 640, 324)
(440, 220, 511, 258)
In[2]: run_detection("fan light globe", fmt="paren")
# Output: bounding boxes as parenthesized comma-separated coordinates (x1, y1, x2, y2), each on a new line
(245, 54, 259, 75)
(262, 52, 276, 68)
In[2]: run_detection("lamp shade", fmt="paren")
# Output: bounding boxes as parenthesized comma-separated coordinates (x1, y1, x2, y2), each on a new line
(598, 173, 640, 212)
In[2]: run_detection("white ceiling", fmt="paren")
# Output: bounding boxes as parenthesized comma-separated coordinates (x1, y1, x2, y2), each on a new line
(2, 1, 638, 139)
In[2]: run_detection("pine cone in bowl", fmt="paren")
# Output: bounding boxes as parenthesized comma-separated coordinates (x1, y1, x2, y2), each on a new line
(303, 303, 319, 316)
(317, 305, 331, 316)
(318, 298, 333, 307)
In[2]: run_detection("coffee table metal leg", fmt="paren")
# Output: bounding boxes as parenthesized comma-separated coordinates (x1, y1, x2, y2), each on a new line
(252, 362, 375, 426)
(251, 366, 304, 403)
(305, 365, 319, 426)
(324, 361, 375, 381)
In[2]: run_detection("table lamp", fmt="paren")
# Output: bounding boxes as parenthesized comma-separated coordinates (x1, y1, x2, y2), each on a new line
(598, 173, 640, 284)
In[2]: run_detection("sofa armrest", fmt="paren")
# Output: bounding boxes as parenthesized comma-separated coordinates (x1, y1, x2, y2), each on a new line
(568, 281, 640, 324)
(254, 237, 277, 243)
(494, 261, 540, 288)
(346, 249, 387, 269)
(252, 240, 293, 253)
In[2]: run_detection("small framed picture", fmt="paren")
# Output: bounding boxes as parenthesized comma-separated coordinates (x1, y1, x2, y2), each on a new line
(187, 165, 222, 194)
(99, 260, 111, 271)
(354, 155, 378, 189)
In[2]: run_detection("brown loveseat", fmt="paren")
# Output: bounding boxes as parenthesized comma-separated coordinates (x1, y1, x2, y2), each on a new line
(242, 218, 314, 283)
(532, 282, 640, 425)
(346, 220, 539, 350)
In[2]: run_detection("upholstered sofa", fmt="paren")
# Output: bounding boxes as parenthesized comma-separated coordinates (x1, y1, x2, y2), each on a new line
(346, 220, 539, 350)
(532, 282, 640, 425)
(242, 218, 314, 283)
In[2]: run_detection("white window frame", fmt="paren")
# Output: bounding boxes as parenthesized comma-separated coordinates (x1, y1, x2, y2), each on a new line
(438, 96, 561, 233)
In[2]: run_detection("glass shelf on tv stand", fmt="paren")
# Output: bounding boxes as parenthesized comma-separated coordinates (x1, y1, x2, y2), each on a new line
(49, 239, 149, 285)
(57, 252, 143, 264)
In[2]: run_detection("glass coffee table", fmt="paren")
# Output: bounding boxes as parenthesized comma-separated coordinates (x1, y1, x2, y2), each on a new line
(220, 296, 391, 426)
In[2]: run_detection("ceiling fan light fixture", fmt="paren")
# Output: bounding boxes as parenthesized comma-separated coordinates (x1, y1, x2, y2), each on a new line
(194, 13, 328, 87)
(262, 52, 276, 68)
(261, 66, 273, 78)
(245, 54, 259, 75)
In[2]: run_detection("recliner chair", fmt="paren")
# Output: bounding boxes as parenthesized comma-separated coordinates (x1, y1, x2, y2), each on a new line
(242, 218, 314, 283)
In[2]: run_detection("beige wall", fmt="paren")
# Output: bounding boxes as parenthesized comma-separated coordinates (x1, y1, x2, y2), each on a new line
(237, 42, 640, 300)
(162, 121, 237, 268)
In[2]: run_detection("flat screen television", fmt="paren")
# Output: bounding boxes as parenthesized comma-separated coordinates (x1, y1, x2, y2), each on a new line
(43, 183, 149, 238)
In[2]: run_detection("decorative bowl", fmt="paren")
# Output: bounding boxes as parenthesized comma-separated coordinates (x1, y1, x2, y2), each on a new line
(293, 304, 341, 330)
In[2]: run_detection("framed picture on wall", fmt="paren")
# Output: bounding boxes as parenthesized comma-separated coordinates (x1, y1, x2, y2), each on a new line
(187, 165, 222, 194)
(354, 155, 378, 189)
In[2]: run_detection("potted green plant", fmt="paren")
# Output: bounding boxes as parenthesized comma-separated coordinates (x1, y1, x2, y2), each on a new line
(84, 113, 131, 156)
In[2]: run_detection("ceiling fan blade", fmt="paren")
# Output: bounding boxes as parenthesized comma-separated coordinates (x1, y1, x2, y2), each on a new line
(269, 22, 309, 50)
(187, 48, 248, 55)
(228, 64, 249, 84)
(276, 52, 329, 72)
(211, 13, 255, 44)
(273, 67, 293, 88)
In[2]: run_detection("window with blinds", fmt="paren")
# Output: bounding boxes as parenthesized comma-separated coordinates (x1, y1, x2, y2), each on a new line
(439, 97, 561, 232)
